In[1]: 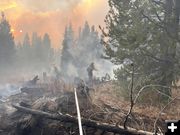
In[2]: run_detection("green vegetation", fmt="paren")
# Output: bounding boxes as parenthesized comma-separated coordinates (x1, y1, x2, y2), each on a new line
(102, 0, 180, 102)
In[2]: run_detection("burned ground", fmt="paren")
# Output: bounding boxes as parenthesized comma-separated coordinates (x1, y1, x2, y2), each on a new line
(0, 80, 179, 135)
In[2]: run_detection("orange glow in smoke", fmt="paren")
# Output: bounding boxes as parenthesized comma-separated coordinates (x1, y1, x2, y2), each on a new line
(0, 2, 18, 11)
(10, 28, 23, 38)
(1, 0, 108, 48)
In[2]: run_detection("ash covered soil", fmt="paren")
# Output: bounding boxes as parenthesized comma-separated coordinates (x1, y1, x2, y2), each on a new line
(0, 79, 179, 135)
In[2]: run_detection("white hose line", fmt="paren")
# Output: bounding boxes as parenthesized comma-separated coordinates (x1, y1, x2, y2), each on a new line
(74, 88, 83, 135)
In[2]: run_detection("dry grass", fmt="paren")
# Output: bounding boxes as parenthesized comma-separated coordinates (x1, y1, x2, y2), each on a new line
(91, 82, 180, 133)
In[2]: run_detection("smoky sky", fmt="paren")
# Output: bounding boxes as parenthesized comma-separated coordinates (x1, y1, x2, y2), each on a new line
(16, 0, 83, 12)
(0, 0, 108, 48)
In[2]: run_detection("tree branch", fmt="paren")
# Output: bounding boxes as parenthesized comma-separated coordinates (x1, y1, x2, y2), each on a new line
(133, 84, 171, 104)
(142, 11, 180, 43)
(123, 64, 135, 129)
(151, 0, 164, 6)
(141, 12, 164, 29)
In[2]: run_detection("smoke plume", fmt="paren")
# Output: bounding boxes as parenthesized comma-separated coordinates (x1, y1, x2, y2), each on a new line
(0, 0, 108, 48)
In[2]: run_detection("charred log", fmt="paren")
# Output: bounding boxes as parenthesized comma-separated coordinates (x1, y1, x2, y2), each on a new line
(12, 104, 155, 135)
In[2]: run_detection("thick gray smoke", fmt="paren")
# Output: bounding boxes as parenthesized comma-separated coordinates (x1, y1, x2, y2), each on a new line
(60, 23, 115, 82)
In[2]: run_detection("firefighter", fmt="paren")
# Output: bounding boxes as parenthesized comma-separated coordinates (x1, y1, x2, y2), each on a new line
(87, 62, 96, 83)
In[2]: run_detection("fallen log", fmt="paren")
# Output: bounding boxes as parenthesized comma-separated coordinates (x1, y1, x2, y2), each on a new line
(12, 104, 156, 135)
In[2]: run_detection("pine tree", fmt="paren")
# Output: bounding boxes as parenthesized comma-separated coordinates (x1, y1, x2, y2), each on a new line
(82, 21, 90, 39)
(102, 0, 180, 100)
(90, 25, 103, 58)
(42, 33, 53, 66)
(0, 12, 16, 71)
(22, 33, 32, 63)
(80, 23, 102, 61)
(60, 25, 74, 76)
(23, 33, 31, 48)
(31, 32, 44, 68)
(43, 33, 51, 50)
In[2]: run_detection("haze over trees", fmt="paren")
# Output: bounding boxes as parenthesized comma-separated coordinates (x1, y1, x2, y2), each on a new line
(16, 32, 54, 72)
(102, 0, 180, 101)
(0, 12, 55, 76)
(0, 12, 110, 80)
(0, 12, 16, 73)
(60, 22, 108, 80)
(0, 12, 110, 81)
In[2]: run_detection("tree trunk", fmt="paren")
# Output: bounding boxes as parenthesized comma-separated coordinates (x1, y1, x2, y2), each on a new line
(159, 0, 179, 99)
